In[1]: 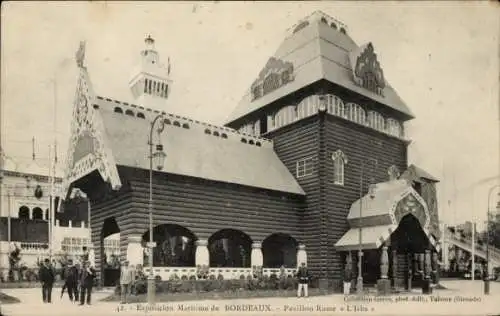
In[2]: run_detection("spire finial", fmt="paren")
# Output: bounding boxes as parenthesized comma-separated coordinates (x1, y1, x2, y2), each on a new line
(145, 35, 155, 46)
(75, 41, 86, 68)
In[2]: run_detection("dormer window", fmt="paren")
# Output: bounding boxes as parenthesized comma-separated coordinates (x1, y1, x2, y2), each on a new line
(332, 150, 348, 185)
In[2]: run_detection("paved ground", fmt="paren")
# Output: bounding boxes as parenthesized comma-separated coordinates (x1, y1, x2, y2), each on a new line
(1, 280, 499, 316)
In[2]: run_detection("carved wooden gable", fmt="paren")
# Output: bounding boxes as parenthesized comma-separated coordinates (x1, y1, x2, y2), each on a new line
(251, 57, 294, 101)
(391, 189, 430, 232)
(352, 42, 386, 95)
(62, 45, 121, 196)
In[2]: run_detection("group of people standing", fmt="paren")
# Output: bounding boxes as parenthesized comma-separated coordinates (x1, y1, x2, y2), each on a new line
(38, 258, 96, 305)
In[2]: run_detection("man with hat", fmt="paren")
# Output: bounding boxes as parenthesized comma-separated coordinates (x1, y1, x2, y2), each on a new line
(38, 258, 55, 303)
(62, 259, 79, 302)
(79, 260, 95, 305)
(120, 260, 135, 304)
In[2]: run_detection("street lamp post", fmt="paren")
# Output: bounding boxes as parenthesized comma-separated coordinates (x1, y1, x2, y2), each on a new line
(357, 159, 376, 294)
(485, 184, 499, 295)
(147, 114, 167, 306)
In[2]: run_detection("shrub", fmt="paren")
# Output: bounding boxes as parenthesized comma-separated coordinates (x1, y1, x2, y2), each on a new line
(217, 274, 224, 281)
(189, 275, 196, 280)
(181, 275, 188, 280)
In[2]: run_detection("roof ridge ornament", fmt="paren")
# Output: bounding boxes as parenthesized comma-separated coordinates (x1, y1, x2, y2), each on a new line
(75, 40, 86, 69)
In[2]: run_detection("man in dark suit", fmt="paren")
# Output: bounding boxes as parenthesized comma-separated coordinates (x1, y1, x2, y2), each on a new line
(62, 259, 79, 302)
(79, 261, 95, 305)
(38, 258, 55, 303)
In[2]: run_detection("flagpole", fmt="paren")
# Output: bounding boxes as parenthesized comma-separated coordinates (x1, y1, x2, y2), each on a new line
(48, 145, 53, 261)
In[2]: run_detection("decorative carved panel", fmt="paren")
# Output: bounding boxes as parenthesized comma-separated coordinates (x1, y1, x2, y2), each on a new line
(62, 63, 122, 196)
(353, 43, 385, 95)
(393, 193, 428, 229)
(251, 57, 294, 101)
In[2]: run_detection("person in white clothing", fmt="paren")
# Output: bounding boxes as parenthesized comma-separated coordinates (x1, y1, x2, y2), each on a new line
(296, 262, 310, 298)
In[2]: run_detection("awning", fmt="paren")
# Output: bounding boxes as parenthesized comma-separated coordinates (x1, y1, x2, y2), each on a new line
(334, 224, 397, 251)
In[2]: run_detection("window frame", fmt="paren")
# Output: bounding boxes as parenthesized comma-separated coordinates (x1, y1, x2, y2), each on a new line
(296, 156, 315, 178)
(332, 150, 348, 186)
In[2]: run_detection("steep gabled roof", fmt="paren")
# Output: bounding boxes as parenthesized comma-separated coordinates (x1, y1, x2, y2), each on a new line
(96, 98, 305, 196)
(226, 11, 414, 125)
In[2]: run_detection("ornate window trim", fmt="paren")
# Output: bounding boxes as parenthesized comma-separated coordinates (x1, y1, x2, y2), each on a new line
(332, 150, 348, 185)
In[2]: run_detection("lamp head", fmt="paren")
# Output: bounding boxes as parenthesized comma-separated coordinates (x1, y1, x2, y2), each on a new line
(153, 144, 167, 170)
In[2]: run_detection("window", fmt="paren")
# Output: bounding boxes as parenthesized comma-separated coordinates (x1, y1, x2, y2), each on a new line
(347, 103, 366, 124)
(296, 157, 315, 178)
(18, 206, 29, 219)
(332, 150, 348, 185)
(114, 107, 123, 114)
(137, 112, 145, 119)
(368, 111, 385, 131)
(32, 207, 43, 220)
(125, 109, 134, 116)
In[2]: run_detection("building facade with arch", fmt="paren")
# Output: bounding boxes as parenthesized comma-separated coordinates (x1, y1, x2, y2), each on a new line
(0, 156, 120, 280)
(62, 11, 442, 290)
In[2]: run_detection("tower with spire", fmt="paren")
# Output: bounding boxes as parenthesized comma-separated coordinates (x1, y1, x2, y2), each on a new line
(129, 35, 172, 112)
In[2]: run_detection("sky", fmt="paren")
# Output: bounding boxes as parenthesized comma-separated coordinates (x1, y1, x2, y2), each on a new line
(1, 1, 499, 230)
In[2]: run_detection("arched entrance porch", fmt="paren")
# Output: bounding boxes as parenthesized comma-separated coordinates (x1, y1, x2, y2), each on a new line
(141, 224, 197, 267)
(208, 229, 252, 268)
(262, 233, 298, 268)
(335, 182, 439, 291)
(100, 217, 120, 286)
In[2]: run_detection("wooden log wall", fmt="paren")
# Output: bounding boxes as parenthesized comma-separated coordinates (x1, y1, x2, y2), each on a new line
(324, 113, 408, 281)
(124, 168, 304, 243)
(267, 115, 324, 278)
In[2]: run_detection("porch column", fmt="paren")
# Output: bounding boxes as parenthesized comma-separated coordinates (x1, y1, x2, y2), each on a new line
(377, 245, 391, 295)
(195, 239, 209, 266)
(380, 246, 389, 278)
(392, 250, 397, 287)
(297, 244, 307, 267)
(251, 242, 263, 267)
(424, 250, 431, 280)
(126, 235, 144, 267)
(418, 253, 424, 278)
(406, 253, 413, 290)
(431, 251, 439, 284)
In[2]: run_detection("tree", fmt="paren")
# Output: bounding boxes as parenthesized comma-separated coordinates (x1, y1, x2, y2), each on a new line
(8, 244, 21, 281)
(485, 212, 500, 249)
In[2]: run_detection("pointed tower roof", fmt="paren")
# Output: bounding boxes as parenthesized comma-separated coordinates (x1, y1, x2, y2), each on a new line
(226, 11, 414, 125)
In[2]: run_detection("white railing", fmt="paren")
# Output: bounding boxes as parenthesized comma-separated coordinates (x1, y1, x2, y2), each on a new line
(142, 267, 299, 280)
(444, 230, 500, 258)
(19, 242, 49, 253)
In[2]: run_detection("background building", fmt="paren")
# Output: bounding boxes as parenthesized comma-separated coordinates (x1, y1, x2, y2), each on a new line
(0, 148, 119, 281)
